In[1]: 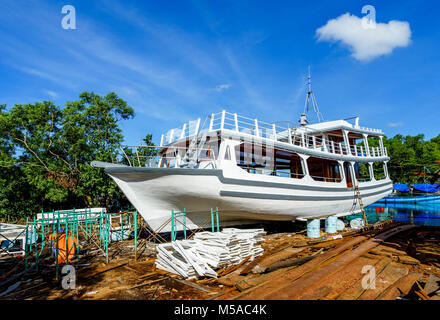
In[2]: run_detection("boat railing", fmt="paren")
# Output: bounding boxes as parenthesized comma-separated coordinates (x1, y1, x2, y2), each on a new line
(160, 110, 388, 159)
(310, 175, 343, 183)
(359, 126, 383, 134)
(274, 171, 306, 179)
(118, 145, 216, 168)
(237, 166, 306, 179)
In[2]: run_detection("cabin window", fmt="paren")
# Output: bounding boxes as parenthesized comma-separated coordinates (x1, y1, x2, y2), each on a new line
(235, 142, 268, 174)
(234, 142, 304, 179)
(354, 162, 371, 182)
(343, 162, 353, 188)
(198, 135, 220, 160)
(373, 162, 386, 180)
(307, 157, 342, 182)
(273, 149, 304, 178)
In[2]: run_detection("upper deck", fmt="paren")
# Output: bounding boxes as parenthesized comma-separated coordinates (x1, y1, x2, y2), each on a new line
(160, 110, 388, 161)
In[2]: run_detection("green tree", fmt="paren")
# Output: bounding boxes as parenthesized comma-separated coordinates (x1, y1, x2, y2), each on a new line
(0, 92, 138, 220)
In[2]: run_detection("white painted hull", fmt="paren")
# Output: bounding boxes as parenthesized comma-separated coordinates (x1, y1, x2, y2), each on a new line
(102, 162, 393, 233)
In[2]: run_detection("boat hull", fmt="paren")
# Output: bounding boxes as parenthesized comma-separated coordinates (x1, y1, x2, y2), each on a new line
(102, 164, 393, 232)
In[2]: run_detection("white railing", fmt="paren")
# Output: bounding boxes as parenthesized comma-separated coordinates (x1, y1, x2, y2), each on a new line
(119, 145, 216, 168)
(359, 126, 383, 134)
(160, 111, 388, 159)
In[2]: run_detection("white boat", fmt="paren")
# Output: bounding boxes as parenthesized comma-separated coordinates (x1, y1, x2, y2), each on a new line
(92, 109, 392, 233)
(92, 75, 392, 232)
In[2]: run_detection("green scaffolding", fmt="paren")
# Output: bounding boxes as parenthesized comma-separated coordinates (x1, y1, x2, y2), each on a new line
(24, 208, 139, 279)
(170, 207, 221, 242)
(210, 207, 220, 232)
(171, 209, 187, 241)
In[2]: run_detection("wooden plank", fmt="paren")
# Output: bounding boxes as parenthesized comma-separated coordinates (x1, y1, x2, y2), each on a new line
(240, 254, 266, 275)
(263, 225, 416, 300)
(138, 272, 157, 280)
(206, 287, 236, 300)
(301, 256, 385, 300)
(335, 258, 391, 300)
(173, 279, 214, 294)
(216, 278, 235, 287)
(379, 246, 407, 256)
(424, 274, 440, 295)
(397, 255, 420, 265)
(218, 256, 251, 277)
(233, 265, 298, 295)
(358, 262, 409, 300)
(415, 281, 432, 300)
(369, 248, 393, 257)
(264, 253, 318, 274)
(251, 248, 305, 273)
(376, 272, 423, 300)
(236, 236, 368, 300)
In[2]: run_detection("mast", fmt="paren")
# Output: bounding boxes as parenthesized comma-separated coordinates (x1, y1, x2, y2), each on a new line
(303, 66, 324, 122)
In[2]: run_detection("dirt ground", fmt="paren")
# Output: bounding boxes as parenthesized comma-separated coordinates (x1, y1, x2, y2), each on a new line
(1, 221, 439, 300)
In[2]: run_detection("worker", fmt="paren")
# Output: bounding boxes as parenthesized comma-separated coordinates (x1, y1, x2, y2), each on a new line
(299, 113, 309, 126)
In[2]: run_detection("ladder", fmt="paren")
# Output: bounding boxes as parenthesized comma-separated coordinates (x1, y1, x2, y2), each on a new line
(354, 184, 368, 226)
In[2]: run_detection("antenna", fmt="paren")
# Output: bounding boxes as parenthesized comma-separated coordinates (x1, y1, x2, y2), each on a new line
(303, 66, 324, 122)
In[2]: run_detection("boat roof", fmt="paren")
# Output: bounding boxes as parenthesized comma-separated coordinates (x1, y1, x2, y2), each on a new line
(297, 119, 384, 137)
(160, 111, 385, 147)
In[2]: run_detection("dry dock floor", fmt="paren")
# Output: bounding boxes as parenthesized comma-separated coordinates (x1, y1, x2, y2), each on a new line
(1, 220, 440, 300)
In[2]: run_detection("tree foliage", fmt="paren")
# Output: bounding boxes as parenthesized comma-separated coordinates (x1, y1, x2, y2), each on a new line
(0, 92, 154, 222)
(384, 134, 440, 184)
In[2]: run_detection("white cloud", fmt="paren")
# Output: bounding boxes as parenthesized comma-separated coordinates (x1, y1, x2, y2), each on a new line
(215, 83, 230, 92)
(316, 13, 411, 61)
(45, 90, 58, 98)
(388, 122, 404, 127)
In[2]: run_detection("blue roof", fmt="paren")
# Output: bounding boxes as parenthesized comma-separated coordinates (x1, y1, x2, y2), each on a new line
(393, 183, 440, 193)
(413, 184, 440, 193)
(393, 184, 410, 192)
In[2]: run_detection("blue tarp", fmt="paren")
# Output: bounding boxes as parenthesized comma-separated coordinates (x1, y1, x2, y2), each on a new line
(393, 184, 410, 192)
(393, 183, 440, 193)
(413, 184, 440, 193)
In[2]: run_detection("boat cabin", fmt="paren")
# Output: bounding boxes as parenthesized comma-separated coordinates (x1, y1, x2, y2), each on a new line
(152, 111, 390, 188)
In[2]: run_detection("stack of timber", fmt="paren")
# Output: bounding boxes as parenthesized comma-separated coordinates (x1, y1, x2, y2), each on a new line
(155, 229, 265, 279)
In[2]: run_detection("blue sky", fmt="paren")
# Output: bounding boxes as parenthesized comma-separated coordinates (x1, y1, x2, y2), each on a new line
(1, 0, 439, 145)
